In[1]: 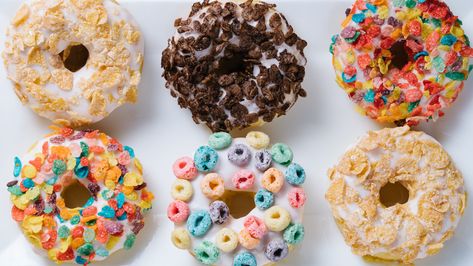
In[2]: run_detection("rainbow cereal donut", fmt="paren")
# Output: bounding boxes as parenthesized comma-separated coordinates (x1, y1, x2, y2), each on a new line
(326, 126, 466, 263)
(330, 0, 472, 126)
(2, 0, 144, 127)
(162, 0, 307, 132)
(6, 127, 154, 265)
(168, 132, 306, 265)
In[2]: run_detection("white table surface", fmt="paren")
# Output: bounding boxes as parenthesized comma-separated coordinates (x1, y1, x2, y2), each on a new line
(0, 0, 472, 265)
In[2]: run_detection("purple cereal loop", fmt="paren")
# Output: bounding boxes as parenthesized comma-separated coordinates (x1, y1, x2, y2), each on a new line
(265, 239, 289, 262)
(209, 201, 230, 225)
(50, 136, 65, 144)
(341, 26, 356, 39)
(69, 131, 86, 140)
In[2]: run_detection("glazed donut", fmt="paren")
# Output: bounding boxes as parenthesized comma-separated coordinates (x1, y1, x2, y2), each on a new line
(168, 132, 306, 265)
(2, 0, 144, 127)
(330, 0, 472, 126)
(325, 126, 466, 263)
(6, 127, 154, 264)
(162, 0, 307, 132)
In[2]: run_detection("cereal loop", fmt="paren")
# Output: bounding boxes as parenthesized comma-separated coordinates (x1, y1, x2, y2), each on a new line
(194, 241, 220, 265)
(171, 179, 193, 202)
(228, 144, 251, 166)
(246, 131, 270, 149)
(194, 146, 218, 172)
(285, 163, 306, 185)
(209, 132, 232, 150)
(187, 210, 212, 237)
(215, 228, 238, 253)
(254, 189, 274, 210)
(233, 251, 257, 266)
(255, 150, 272, 172)
(232, 170, 255, 190)
(261, 168, 284, 193)
(264, 206, 291, 232)
(270, 143, 293, 166)
(167, 200, 190, 224)
(171, 228, 191, 249)
(172, 157, 198, 180)
(200, 173, 225, 200)
(238, 229, 260, 250)
(243, 216, 267, 239)
(283, 223, 305, 245)
(288, 187, 307, 208)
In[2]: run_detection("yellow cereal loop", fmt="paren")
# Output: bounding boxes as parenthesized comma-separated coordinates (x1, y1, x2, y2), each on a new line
(171, 179, 193, 202)
(200, 173, 225, 200)
(215, 228, 238, 252)
(264, 206, 291, 232)
(246, 131, 270, 149)
(238, 229, 260, 250)
(172, 228, 191, 249)
(22, 165, 37, 178)
(261, 168, 284, 193)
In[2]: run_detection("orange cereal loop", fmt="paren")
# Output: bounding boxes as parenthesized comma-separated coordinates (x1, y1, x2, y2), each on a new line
(238, 229, 260, 250)
(51, 146, 71, 160)
(71, 237, 85, 249)
(261, 168, 284, 193)
(200, 173, 225, 200)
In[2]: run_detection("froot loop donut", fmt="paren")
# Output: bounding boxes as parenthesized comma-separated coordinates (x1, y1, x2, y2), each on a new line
(6, 126, 154, 265)
(162, 0, 307, 132)
(330, 0, 473, 126)
(2, 0, 144, 127)
(168, 131, 306, 265)
(325, 126, 466, 263)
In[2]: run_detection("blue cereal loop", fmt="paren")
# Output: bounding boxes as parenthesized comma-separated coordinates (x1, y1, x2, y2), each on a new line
(96, 247, 109, 257)
(187, 210, 212, 237)
(124, 146, 135, 158)
(208, 132, 232, 150)
(194, 146, 218, 172)
(74, 158, 89, 179)
(414, 51, 428, 61)
(285, 163, 306, 186)
(83, 197, 94, 208)
(75, 256, 87, 265)
(234, 251, 257, 266)
(22, 178, 34, 188)
(440, 34, 458, 46)
(13, 157, 21, 177)
(352, 13, 365, 23)
(366, 3, 377, 13)
(254, 189, 274, 210)
(342, 72, 357, 83)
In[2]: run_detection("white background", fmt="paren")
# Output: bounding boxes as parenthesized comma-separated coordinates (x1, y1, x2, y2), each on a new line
(0, 0, 472, 265)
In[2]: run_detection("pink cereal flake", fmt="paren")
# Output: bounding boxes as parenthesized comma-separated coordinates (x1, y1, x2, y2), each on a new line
(405, 89, 423, 103)
(243, 216, 267, 239)
(167, 200, 190, 224)
(172, 157, 198, 180)
(232, 170, 255, 190)
(288, 187, 307, 209)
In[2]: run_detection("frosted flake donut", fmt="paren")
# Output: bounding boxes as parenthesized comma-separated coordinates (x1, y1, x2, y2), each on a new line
(162, 0, 307, 132)
(330, 0, 472, 126)
(325, 126, 466, 263)
(6, 127, 154, 264)
(2, 0, 144, 127)
(168, 132, 306, 265)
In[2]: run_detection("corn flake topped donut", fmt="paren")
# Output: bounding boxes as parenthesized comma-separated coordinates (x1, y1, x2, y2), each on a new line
(162, 0, 307, 132)
(6, 127, 154, 264)
(331, 0, 473, 126)
(168, 132, 306, 265)
(326, 126, 466, 263)
(3, 0, 144, 127)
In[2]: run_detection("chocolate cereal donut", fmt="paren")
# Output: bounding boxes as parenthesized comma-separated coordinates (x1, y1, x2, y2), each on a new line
(3, 0, 144, 127)
(326, 126, 466, 263)
(162, 0, 307, 132)
(330, 0, 472, 126)
(168, 132, 306, 265)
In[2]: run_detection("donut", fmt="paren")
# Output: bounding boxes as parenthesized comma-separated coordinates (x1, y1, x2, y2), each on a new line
(161, 0, 307, 132)
(330, 0, 472, 126)
(168, 131, 306, 265)
(325, 126, 466, 263)
(2, 0, 144, 127)
(6, 127, 154, 264)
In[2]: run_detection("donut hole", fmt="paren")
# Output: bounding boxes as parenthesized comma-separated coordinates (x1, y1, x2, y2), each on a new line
(222, 235, 231, 242)
(219, 190, 256, 219)
(61, 180, 92, 209)
(379, 181, 409, 208)
(60, 44, 89, 72)
(389, 40, 411, 70)
(216, 51, 248, 75)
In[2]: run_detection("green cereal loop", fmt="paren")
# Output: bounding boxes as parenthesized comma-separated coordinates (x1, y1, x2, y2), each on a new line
(194, 241, 220, 265)
(283, 223, 305, 245)
(58, 225, 70, 239)
(270, 143, 293, 166)
(209, 132, 232, 150)
(77, 243, 94, 256)
(124, 234, 136, 250)
(71, 215, 81, 225)
(52, 159, 67, 176)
